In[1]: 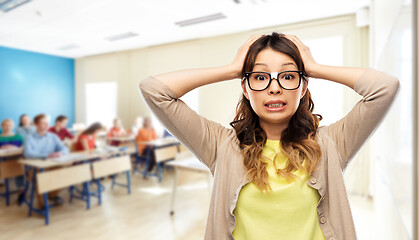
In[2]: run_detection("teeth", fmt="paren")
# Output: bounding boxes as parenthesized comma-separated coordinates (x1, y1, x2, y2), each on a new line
(267, 103, 284, 108)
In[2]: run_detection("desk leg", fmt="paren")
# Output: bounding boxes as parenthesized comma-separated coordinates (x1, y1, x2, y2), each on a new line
(4, 178, 9, 206)
(43, 192, 49, 225)
(143, 147, 151, 179)
(157, 163, 162, 183)
(126, 170, 131, 194)
(22, 166, 30, 206)
(28, 167, 36, 217)
(170, 168, 178, 215)
(84, 181, 90, 210)
(96, 179, 102, 206)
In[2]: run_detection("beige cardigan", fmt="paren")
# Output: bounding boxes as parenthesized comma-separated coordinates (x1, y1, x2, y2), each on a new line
(139, 68, 400, 240)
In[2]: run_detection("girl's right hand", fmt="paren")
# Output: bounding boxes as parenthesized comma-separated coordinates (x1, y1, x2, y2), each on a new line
(230, 34, 264, 78)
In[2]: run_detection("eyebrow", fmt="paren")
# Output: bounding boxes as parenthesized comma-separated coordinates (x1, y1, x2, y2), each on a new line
(254, 62, 297, 67)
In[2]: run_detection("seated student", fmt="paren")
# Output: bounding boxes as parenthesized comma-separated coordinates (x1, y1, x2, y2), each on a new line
(107, 118, 127, 146)
(0, 119, 25, 204)
(24, 114, 69, 159)
(48, 115, 74, 141)
(135, 117, 158, 172)
(15, 114, 35, 139)
(130, 116, 143, 136)
(0, 119, 24, 149)
(76, 122, 103, 151)
(24, 114, 69, 208)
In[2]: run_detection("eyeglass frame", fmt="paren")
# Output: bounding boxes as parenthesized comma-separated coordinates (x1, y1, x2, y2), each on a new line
(242, 70, 307, 91)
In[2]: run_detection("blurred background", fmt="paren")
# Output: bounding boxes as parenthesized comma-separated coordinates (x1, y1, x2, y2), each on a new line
(0, 0, 417, 239)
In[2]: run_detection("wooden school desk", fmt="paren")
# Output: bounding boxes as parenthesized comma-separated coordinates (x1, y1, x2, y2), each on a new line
(107, 135, 135, 143)
(0, 147, 24, 205)
(18, 147, 133, 225)
(135, 137, 180, 182)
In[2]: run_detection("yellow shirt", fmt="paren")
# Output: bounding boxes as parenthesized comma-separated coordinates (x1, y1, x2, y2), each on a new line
(232, 139, 326, 240)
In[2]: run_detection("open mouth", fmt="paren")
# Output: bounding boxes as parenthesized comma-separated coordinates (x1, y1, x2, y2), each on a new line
(264, 102, 287, 111)
(265, 103, 286, 108)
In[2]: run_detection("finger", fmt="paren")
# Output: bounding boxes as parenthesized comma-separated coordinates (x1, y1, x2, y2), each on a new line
(284, 34, 298, 44)
(286, 34, 306, 48)
(292, 36, 306, 47)
(243, 35, 263, 47)
(248, 35, 262, 43)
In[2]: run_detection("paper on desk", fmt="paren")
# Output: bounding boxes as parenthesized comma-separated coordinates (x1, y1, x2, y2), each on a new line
(51, 154, 84, 162)
(0, 147, 22, 153)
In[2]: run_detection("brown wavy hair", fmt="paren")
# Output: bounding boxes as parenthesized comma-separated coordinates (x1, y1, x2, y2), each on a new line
(230, 32, 323, 192)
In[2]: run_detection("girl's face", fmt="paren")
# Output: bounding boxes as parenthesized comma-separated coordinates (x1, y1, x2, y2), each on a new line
(21, 116, 30, 127)
(241, 48, 308, 127)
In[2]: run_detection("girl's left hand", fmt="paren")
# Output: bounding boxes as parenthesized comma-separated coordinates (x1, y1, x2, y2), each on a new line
(283, 34, 318, 77)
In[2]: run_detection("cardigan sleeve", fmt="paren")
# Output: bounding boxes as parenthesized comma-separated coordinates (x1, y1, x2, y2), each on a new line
(320, 68, 400, 169)
(138, 76, 231, 172)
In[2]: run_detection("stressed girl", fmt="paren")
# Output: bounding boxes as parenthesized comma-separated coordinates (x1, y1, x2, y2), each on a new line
(139, 32, 400, 240)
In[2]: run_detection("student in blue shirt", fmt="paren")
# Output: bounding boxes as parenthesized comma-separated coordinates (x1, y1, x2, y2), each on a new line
(24, 114, 68, 159)
(24, 114, 68, 208)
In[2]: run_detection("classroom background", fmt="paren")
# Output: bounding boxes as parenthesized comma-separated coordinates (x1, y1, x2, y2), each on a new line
(0, 0, 418, 240)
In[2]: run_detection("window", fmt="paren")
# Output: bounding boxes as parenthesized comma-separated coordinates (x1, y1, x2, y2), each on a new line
(85, 82, 117, 128)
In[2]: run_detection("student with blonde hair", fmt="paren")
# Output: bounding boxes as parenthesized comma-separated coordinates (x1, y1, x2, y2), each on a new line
(0, 118, 25, 204)
(107, 118, 127, 146)
(0, 119, 24, 149)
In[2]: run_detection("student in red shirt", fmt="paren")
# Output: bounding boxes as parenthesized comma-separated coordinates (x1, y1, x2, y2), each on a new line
(107, 118, 127, 146)
(48, 115, 74, 141)
(76, 122, 103, 151)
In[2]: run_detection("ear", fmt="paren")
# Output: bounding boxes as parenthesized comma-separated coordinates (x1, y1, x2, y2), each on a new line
(241, 79, 250, 100)
(300, 77, 309, 99)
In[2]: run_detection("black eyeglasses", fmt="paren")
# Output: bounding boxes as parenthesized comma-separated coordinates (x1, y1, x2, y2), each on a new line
(242, 70, 306, 91)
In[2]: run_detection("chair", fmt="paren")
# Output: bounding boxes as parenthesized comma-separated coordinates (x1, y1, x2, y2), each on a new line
(132, 144, 147, 174)
(92, 156, 131, 205)
(37, 164, 92, 225)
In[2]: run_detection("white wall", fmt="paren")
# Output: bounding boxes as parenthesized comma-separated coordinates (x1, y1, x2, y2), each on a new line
(75, 14, 367, 130)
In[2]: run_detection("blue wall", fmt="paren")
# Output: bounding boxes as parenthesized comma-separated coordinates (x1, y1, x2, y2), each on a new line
(0, 46, 74, 130)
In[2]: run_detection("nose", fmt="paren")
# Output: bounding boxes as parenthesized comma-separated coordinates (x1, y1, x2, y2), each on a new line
(268, 77, 282, 94)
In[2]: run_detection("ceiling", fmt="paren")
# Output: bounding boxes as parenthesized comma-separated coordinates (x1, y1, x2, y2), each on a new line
(0, 0, 369, 58)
